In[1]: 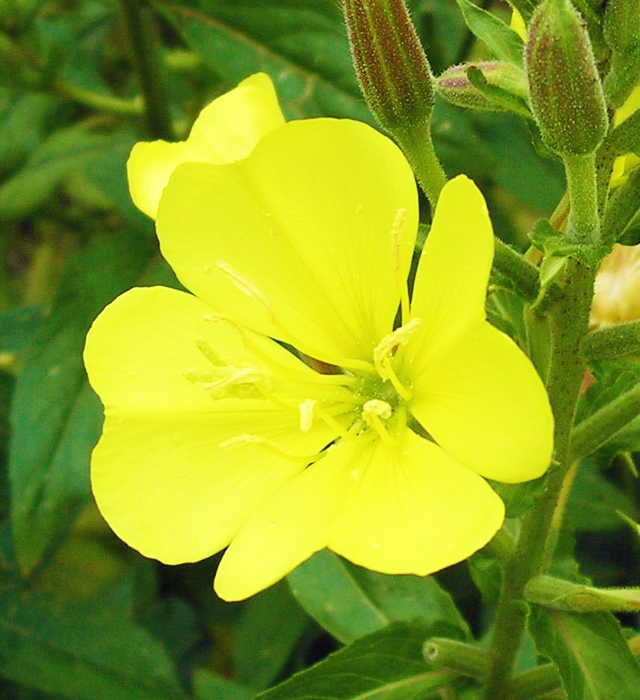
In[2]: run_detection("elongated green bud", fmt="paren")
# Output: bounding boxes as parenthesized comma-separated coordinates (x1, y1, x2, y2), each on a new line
(342, 0, 434, 133)
(526, 575, 640, 612)
(342, 0, 446, 207)
(437, 61, 529, 115)
(526, 0, 607, 155)
(604, 0, 640, 107)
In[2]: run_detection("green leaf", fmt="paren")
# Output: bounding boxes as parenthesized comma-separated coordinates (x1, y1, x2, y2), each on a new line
(455, 0, 524, 65)
(529, 218, 612, 265)
(0, 126, 116, 219)
(0, 580, 186, 700)
(235, 581, 310, 690)
(255, 620, 454, 700)
(163, 0, 371, 122)
(0, 91, 55, 179)
(529, 606, 640, 700)
(192, 669, 252, 700)
(565, 460, 634, 532)
(490, 473, 548, 518)
(0, 305, 46, 352)
(9, 230, 156, 573)
(287, 550, 469, 644)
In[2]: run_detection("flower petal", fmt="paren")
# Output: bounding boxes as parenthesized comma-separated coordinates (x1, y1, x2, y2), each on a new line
(214, 430, 504, 601)
(156, 119, 418, 366)
(84, 286, 337, 411)
(85, 286, 342, 565)
(410, 321, 553, 482)
(128, 73, 284, 219)
(92, 407, 335, 565)
(214, 437, 360, 601)
(408, 175, 493, 362)
(328, 431, 504, 575)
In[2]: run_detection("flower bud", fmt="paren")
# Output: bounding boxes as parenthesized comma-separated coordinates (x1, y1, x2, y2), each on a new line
(603, 0, 640, 107)
(525, 0, 607, 156)
(437, 62, 529, 115)
(342, 0, 434, 134)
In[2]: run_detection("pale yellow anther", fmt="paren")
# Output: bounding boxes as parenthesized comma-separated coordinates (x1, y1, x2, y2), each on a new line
(204, 366, 265, 392)
(299, 399, 315, 432)
(372, 318, 420, 401)
(362, 399, 393, 422)
(390, 207, 410, 323)
(196, 338, 227, 366)
(361, 400, 395, 447)
(216, 260, 275, 321)
(219, 434, 322, 463)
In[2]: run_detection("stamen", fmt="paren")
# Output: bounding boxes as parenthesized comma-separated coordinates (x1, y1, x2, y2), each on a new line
(196, 338, 227, 366)
(314, 404, 359, 442)
(361, 399, 396, 447)
(299, 399, 315, 432)
(219, 434, 324, 463)
(390, 207, 411, 324)
(204, 366, 266, 393)
(202, 313, 357, 392)
(216, 261, 276, 323)
(372, 318, 420, 401)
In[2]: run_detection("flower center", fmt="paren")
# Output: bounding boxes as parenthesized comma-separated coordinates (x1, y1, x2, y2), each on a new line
(348, 318, 420, 444)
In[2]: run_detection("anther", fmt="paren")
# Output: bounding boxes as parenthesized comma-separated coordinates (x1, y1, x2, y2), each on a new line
(219, 434, 323, 463)
(361, 399, 396, 447)
(372, 318, 420, 401)
(299, 399, 315, 432)
(216, 260, 275, 322)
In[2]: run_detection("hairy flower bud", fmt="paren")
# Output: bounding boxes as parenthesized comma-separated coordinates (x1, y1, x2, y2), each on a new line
(437, 62, 529, 115)
(342, 0, 434, 134)
(604, 0, 640, 107)
(526, 0, 607, 156)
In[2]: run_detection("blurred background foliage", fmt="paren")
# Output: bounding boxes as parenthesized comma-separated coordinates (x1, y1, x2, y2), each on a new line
(0, 0, 638, 698)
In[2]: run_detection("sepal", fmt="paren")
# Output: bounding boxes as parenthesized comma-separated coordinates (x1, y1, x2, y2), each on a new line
(436, 62, 530, 117)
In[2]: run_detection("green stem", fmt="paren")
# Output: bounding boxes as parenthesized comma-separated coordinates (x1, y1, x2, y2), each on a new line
(508, 663, 561, 700)
(395, 125, 447, 209)
(119, 0, 173, 140)
(582, 319, 640, 360)
(570, 383, 640, 460)
(563, 152, 599, 243)
(423, 638, 489, 680)
(55, 81, 143, 116)
(492, 238, 541, 302)
(481, 259, 596, 699)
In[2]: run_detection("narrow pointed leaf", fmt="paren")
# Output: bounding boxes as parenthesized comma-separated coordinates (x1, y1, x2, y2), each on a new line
(255, 620, 455, 700)
(456, 0, 525, 65)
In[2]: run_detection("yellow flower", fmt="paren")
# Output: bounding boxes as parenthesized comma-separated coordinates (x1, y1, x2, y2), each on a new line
(592, 244, 640, 326)
(611, 85, 640, 187)
(127, 73, 284, 219)
(84, 81, 553, 602)
(510, 8, 527, 42)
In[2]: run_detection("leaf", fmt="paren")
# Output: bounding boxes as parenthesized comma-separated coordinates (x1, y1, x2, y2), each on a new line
(192, 669, 253, 700)
(9, 230, 156, 573)
(0, 580, 186, 700)
(529, 606, 640, 700)
(235, 581, 310, 690)
(455, 0, 524, 65)
(0, 91, 56, 179)
(0, 305, 46, 353)
(163, 0, 371, 122)
(255, 620, 455, 700)
(287, 550, 469, 644)
(565, 460, 634, 532)
(0, 126, 117, 219)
